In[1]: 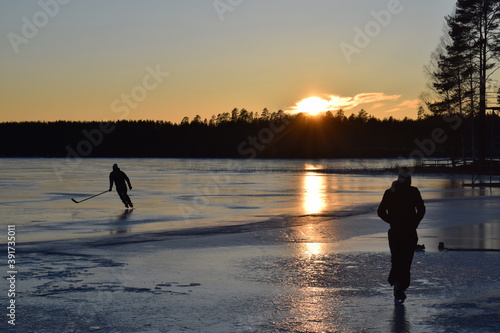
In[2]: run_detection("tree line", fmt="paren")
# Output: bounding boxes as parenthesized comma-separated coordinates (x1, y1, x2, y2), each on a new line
(1, 109, 497, 159)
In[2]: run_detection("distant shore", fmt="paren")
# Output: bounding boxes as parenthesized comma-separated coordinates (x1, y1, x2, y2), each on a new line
(2, 115, 494, 159)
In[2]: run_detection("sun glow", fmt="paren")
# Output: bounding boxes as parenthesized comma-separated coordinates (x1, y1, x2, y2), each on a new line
(293, 97, 330, 116)
(289, 92, 404, 117)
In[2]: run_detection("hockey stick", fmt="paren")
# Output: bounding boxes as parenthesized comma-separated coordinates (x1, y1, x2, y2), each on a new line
(71, 191, 108, 204)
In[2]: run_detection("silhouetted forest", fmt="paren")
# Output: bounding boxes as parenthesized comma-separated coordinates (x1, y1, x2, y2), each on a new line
(1, 109, 498, 159)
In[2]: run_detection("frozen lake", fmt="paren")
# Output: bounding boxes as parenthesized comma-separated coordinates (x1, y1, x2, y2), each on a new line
(2, 158, 500, 332)
(1, 158, 499, 248)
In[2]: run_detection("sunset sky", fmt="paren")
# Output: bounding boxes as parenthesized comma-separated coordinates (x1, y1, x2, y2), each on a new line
(0, 0, 467, 123)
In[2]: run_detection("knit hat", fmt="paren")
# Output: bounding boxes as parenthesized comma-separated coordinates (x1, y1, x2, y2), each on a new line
(397, 169, 411, 185)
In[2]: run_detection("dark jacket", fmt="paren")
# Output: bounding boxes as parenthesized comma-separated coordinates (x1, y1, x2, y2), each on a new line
(377, 181, 425, 230)
(109, 166, 131, 190)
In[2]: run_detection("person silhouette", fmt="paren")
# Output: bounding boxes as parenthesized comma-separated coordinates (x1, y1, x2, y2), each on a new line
(377, 170, 425, 303)
(109, 163, 133, 208)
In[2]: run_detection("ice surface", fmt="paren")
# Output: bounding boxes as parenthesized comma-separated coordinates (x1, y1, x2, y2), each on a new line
(1, 158, 500, 332)
(2, 158, 498, 245)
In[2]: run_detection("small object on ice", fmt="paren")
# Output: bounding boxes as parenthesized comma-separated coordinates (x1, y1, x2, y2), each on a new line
(415, 244, 425, 252)
(438, 242, 445, 251)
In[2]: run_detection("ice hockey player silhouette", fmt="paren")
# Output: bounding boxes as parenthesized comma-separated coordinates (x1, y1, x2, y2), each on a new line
(109, 164, 133, 208)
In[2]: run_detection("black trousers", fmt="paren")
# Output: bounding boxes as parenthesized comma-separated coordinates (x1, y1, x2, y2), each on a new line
(388, 228, 418, 290)
(116, 187, 132, 206)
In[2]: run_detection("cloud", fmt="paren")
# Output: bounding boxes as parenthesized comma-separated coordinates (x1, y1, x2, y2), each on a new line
(384, 99, 421, 113)
(396, 99, 420, 108)
(371, 103, 386, 109)
(350, 93, 401, 107)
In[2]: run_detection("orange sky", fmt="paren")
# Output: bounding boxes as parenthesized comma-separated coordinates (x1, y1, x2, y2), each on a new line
(0, 0, 470, 123)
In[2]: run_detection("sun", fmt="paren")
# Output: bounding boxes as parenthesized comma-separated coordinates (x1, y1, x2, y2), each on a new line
(292, 96, 330, 116)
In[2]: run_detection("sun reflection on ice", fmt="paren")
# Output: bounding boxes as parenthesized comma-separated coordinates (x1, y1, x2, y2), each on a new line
(277, 166, 339, 331)
(302, 167, 327, 215)
(304, 242, 324, 258)
(282, 227, 339, 332)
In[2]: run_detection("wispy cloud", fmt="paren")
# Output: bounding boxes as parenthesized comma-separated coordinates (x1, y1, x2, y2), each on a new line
(345, 92, 401, 109)
(384, 99, 420, 113)
(371, 103, 386, 109)
(397, 99, 420, 108)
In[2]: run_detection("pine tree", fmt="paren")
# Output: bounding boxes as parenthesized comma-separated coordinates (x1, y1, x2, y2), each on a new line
(426, 0, 500, 160)
(453, 0, 500, 160)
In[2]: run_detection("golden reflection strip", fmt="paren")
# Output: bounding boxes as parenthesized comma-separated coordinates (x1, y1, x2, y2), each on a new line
(303, 172, 327, 215)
